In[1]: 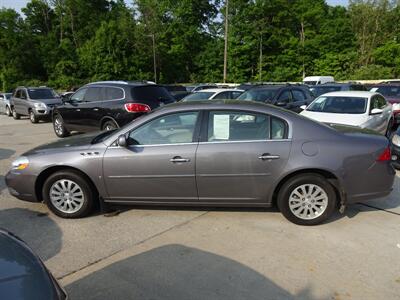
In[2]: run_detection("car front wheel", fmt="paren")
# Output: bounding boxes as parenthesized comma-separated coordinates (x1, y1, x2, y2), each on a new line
(30, 110, 39, 123)
(43, 170, 95, 218)
(53, 114, 70, 137)
(5, 106, 11, 116)
(277, 174, 337, 225)
(12, 107, 20, 120)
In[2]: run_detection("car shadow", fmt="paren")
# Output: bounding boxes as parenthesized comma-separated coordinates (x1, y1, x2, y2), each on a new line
(0, 208, 62, 261)
(66, 244, 332, 300)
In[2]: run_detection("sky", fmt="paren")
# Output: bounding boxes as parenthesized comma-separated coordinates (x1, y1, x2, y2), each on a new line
(1, 0, 349, 13)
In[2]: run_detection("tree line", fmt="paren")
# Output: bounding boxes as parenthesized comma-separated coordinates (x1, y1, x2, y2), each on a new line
(0, 0, 399, 91)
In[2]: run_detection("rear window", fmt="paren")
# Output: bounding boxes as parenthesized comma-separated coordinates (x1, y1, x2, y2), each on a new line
(28, 88, 57, 99)
(131, 86, 174, 104)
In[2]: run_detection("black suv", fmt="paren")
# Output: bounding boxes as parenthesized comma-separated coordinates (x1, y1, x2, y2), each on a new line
(52, 81, 175, 137)
(237, 84, 314, 113)
(309, 83, 367, 97)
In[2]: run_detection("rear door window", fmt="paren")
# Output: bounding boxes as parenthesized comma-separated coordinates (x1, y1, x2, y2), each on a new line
(213, 91, 231, 100)
(277, 90, 291, 103)
(131, 86, 175, 108)
(104, 87, 124, 100)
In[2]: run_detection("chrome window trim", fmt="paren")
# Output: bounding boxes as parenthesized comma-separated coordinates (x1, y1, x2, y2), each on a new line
(107, 139, 291, 149)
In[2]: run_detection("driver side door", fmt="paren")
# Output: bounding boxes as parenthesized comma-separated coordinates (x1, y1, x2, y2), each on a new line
(102, 111, 201, 203)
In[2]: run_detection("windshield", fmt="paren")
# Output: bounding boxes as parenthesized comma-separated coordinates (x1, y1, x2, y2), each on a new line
(237, 88, 278, 102)
(183, 92, 214, 101)
(307, 96, 367, 114)
(371, 86, 400, 97)
(310, 86, 341, 97)
(28, 88, 57, 99)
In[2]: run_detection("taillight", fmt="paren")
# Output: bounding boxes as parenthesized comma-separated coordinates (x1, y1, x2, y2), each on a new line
(377, 147, 391, 162)
(124, 103, 151, 113)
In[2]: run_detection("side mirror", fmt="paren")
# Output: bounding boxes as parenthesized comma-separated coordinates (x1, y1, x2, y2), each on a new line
(300, 105, 307, 110)
(371, 108, 383, 115)
(118, 135, 127, 147)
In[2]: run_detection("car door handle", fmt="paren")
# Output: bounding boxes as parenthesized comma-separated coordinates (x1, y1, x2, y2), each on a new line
(170, 156, 190, 163)
(76, 109, 81, 112)
(93, 108, 99, 111)
(258, 153, 280, 160)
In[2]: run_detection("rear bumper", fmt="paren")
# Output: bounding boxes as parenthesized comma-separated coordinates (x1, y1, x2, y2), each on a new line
(5, 171, 38, 202)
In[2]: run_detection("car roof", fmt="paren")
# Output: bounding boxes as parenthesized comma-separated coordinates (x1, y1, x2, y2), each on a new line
(86, 81, 156, 87)
(194, 88, 244, 93)
(314, 83, 361, 87)
(318, 91, 376, 98)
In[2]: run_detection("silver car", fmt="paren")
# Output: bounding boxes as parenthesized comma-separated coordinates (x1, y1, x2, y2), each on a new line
(0, 93, 12, 116)
(10, 86, 62, 123)
(5, 101, 395, 225)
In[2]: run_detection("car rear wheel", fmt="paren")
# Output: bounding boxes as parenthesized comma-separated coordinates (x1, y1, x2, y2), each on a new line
(5, 106, 11, 116)
(12, 107, 20, 120)
(53, 114, 70, 138)
(277, 174, 337, 225)
(102, 120, 118, 131)
(29, 110, 38, 123)
(43, 170, 95, 218)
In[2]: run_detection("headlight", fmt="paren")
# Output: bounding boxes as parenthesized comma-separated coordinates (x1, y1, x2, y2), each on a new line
(392, 103, 400, 111)
(11, 156, 29, 170)
(34, 102, 46, 109)
(392, 134, 400, 147)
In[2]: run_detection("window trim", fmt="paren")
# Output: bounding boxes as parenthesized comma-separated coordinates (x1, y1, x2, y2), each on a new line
(200, 109, 289, 143)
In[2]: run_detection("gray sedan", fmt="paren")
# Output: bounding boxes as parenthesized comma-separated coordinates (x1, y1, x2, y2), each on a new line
(5, 101, 395, 225)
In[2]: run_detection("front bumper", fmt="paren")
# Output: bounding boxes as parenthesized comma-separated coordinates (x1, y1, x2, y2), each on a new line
(5, 170, 38, 202)
(33, 106, 53, 119)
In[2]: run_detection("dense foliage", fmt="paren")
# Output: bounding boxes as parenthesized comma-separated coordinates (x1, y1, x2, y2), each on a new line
(0, 0, 399, 91)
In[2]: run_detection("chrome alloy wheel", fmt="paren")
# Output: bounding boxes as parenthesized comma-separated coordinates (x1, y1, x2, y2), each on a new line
(288, 184, 328, 220)
(54, 117, 63, 135)
(50, 179, 85, 214)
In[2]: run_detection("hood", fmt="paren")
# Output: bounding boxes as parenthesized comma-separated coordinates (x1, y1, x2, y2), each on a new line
(301, 110, 366, 127)
(35, 98, 62, 106)
(23, 132, 99, 155)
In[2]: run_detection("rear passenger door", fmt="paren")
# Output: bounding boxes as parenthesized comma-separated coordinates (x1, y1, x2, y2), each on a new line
(195, 110, 291, 204)
(18, 89, 29, 115)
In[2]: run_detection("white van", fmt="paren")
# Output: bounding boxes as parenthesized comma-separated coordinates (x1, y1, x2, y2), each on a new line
(303, 76, 334, 85)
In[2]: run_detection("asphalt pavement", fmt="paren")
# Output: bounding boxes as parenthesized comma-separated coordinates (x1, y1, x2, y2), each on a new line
(0, 115, 399, 300)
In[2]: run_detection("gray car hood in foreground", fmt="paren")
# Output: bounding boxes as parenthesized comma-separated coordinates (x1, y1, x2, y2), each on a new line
(23, 132, 101, 155)
(0, 230, 62, 300)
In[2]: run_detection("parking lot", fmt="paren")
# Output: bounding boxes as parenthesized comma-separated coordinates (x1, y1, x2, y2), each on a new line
(0, 114, 400, 299)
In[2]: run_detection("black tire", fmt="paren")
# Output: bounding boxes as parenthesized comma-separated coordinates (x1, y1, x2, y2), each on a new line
(53, 114, 70, 138)
(102, 120, 119, 131)
(29, 110, 39, 123)
(42, 170, 95, 218)
(5, 106, 11, 116)
(277, 174, 337, 225)
(12, 107, 20, 120)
